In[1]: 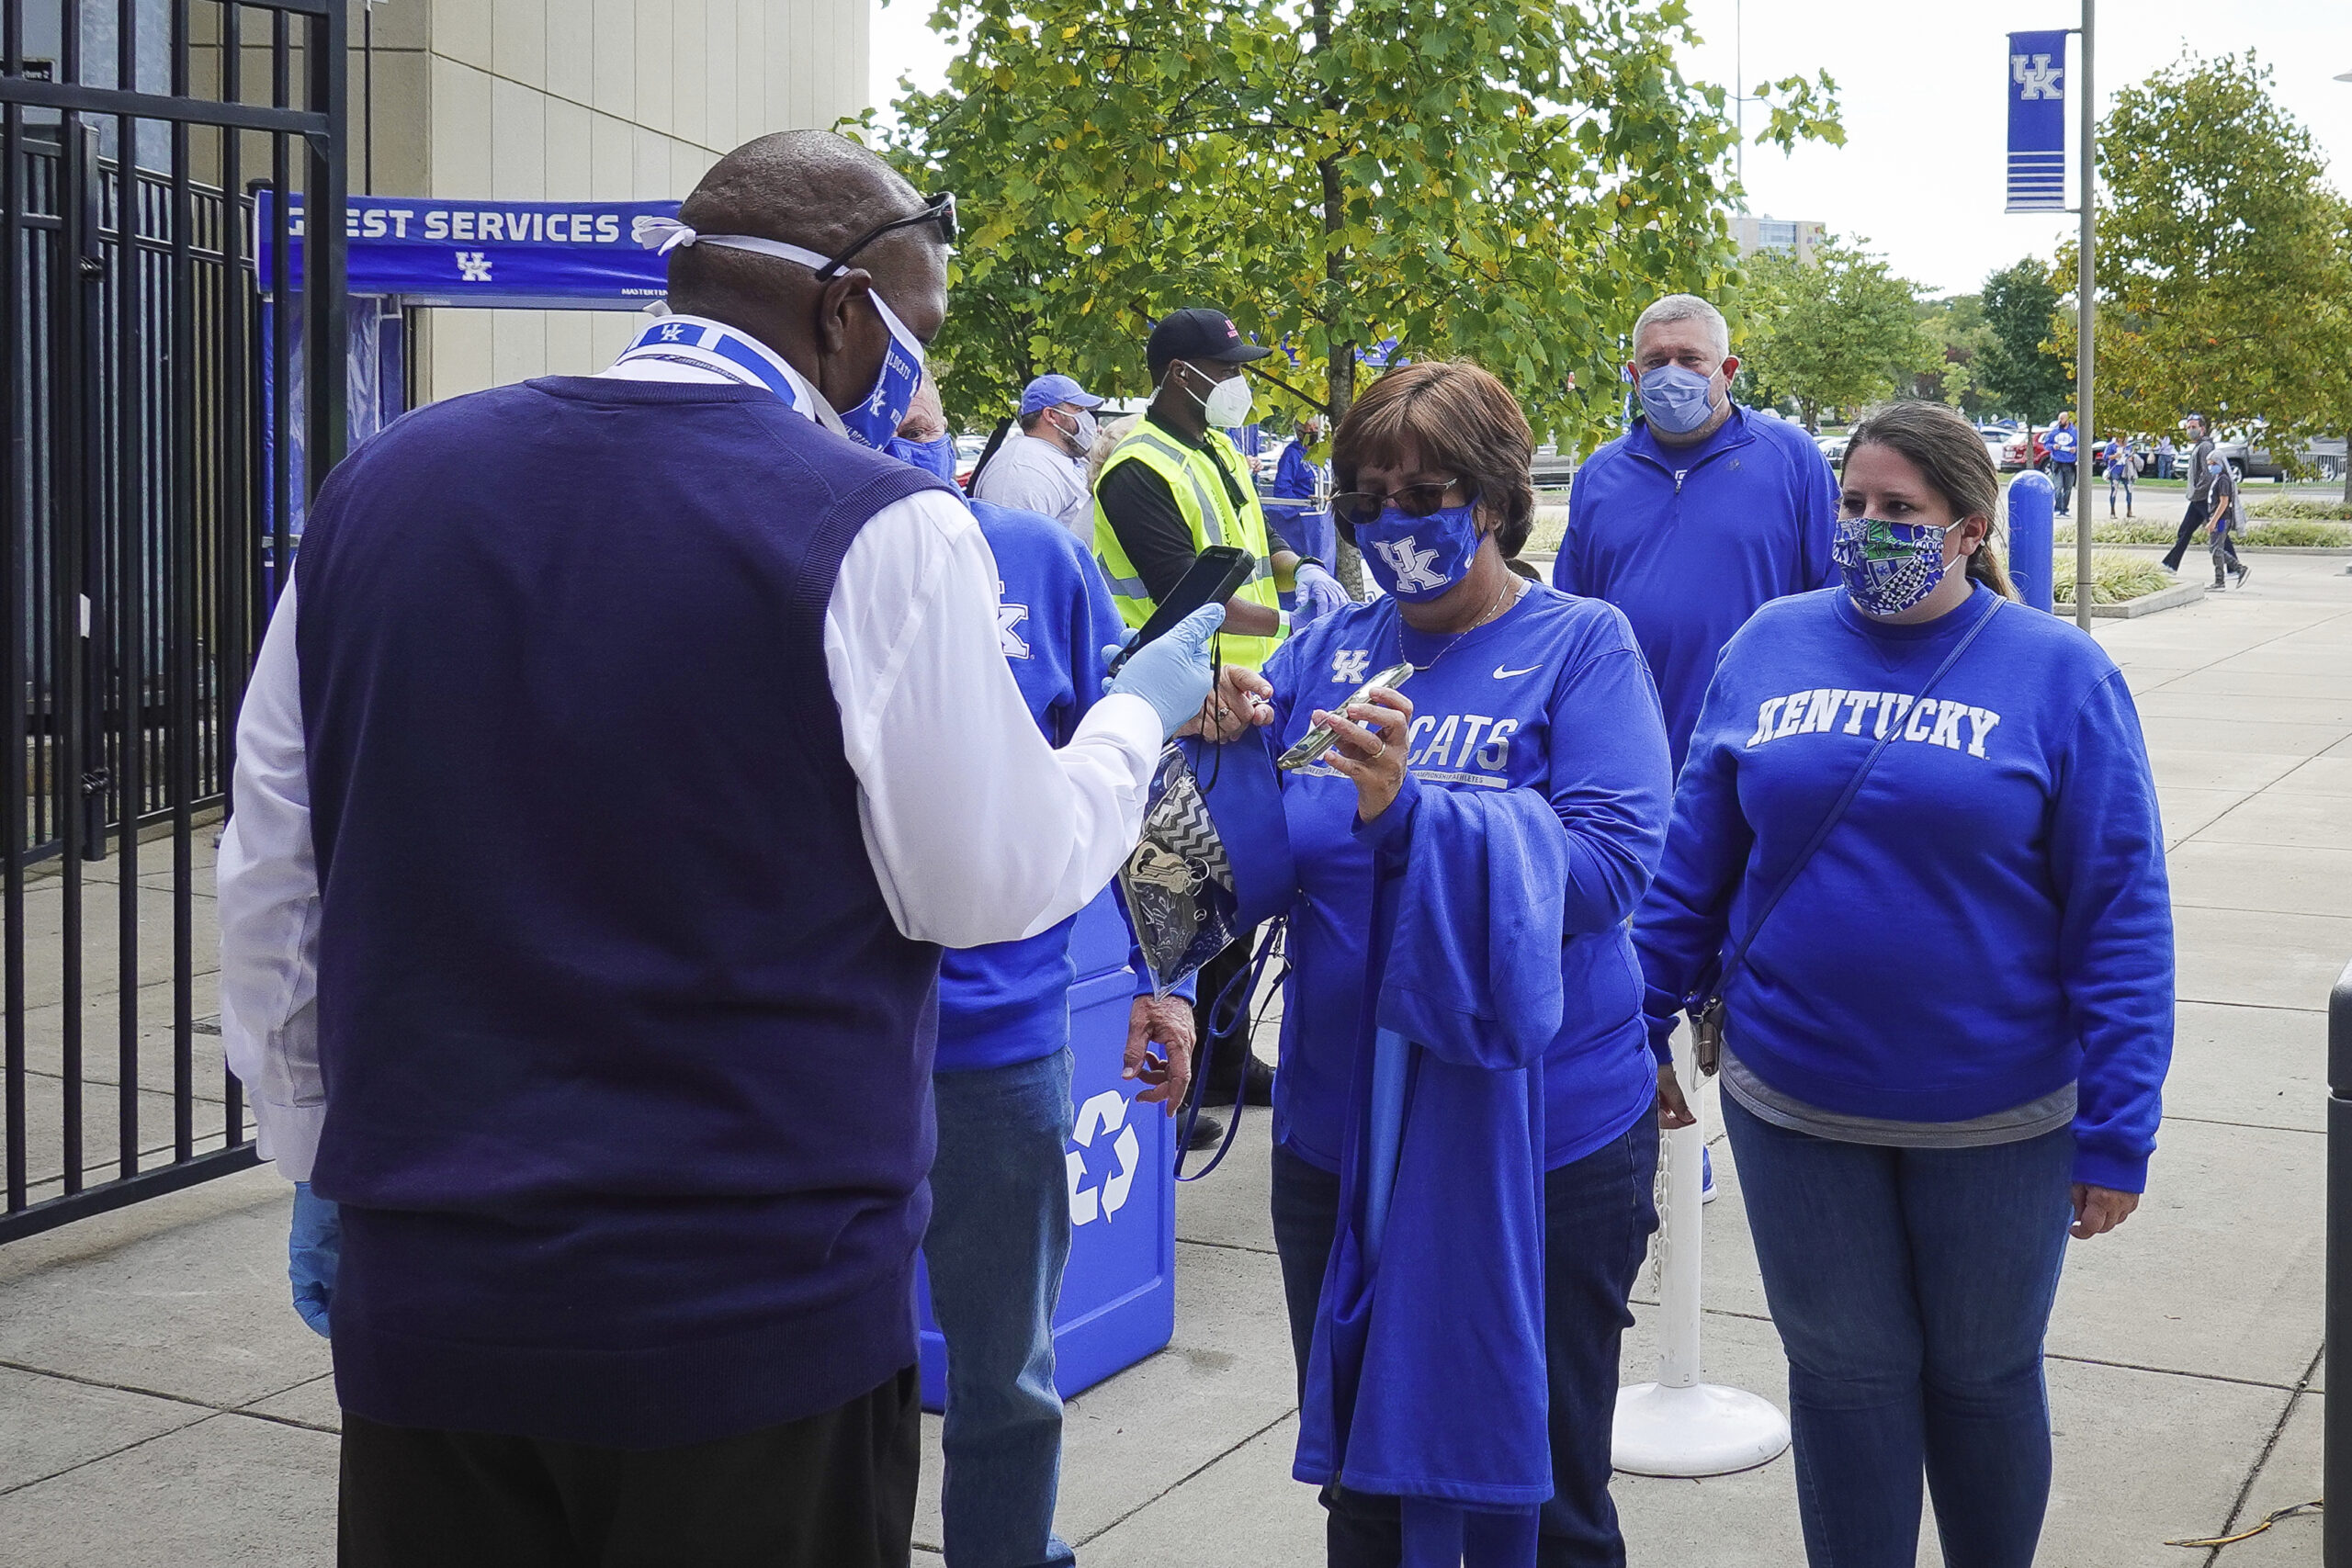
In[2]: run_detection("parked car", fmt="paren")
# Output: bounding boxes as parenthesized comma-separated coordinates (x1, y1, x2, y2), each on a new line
(1815, 433, 1850, 466)
(1531, 443, 1577, 489)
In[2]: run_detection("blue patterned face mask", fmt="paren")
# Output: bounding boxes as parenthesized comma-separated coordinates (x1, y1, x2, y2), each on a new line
(1834, 516, 1963, 615)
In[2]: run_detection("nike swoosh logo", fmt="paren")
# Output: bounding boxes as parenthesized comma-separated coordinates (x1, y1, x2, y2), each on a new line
(1493, 664, 1543, 679)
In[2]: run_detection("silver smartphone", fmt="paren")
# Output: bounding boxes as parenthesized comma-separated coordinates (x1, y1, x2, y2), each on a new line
(1277, 660, 1416, 772)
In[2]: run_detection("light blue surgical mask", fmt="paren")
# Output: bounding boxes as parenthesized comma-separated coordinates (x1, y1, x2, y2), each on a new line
(1355, 504, 1483, 603)
(1637, 363, 1719, 435)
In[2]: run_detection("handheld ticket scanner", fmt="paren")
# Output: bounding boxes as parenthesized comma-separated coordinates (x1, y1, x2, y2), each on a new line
(257, 195, 1180, 1405)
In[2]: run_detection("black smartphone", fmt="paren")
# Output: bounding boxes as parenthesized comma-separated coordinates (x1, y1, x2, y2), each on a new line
(1105, 546, 1254, 677)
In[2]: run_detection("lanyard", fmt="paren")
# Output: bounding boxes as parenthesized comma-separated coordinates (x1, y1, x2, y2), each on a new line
(611, 317, 812, 418)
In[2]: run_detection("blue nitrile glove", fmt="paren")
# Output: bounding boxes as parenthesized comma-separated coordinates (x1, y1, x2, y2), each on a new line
(288, 1181, 341, 1339)
(1102, 604, 1226, 738)
(1291, 561, 1352, 626)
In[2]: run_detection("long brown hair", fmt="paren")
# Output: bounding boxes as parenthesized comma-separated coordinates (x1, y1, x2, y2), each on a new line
(1331, 361, 1536, 557)
(1843, 402, 2018, 601)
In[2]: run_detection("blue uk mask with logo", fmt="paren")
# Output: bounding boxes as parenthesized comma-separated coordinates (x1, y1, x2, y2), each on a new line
(1355, 504, 1482, 603)
(837, 291, 927, 451)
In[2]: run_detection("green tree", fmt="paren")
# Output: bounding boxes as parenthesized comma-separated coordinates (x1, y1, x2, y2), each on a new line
(865, 0, 1839, 455)
(1908, 293, 1993, 415)
(1975, 258, 2071, 422)
(2057, 51, 2352, 483)
(1734, 239, 1939, 431)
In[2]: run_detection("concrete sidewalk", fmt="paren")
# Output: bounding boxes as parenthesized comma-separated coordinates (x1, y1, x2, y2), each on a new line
(4, 558, 2349, 1565)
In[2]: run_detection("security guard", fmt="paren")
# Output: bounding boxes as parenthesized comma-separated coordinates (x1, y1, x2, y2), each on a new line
(1095, 307, 1308, 1127)
(1094, 308, 1297, 671)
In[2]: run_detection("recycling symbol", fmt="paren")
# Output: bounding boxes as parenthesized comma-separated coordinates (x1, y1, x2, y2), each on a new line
(1067, 1089, 1140, 1226)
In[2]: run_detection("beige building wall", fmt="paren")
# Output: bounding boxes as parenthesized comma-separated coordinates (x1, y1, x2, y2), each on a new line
(353, 0, 871, 403)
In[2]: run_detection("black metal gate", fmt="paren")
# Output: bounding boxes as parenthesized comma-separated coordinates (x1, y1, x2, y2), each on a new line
(0, 0, 345, 1242)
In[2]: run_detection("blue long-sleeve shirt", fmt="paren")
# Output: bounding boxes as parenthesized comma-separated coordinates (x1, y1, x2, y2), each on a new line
(1551, 407, 1837, 773)
(933, 502, 1136, 1071)
(1633, 583, 2174, 1191)
(1264, 584, 1673, 1173)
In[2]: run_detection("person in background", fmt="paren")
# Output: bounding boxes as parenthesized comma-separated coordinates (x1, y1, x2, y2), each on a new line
(2154, 432, 2177, 481)
(1211, 359, 1673, 1563)
(2045, 411, 2079, 517)
(2160, 416, 2221, 574)
(895, 388, 1200, 1568)
(1636, 400, 2171, 1567)
(218, 130, 1223, 1568)
(2207, 451, 2249, 591)
(1549, 291, 1836, 1201)
(885, 372, 959, 483)
(1264, 414, 1338, 575)
(1094, 308, 1349, 1130)
(972, 373, 1108, 540)
(2103, 434, 2137, 518)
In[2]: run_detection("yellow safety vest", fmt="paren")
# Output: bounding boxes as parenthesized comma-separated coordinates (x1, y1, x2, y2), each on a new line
(1091, 422, 1285, 671)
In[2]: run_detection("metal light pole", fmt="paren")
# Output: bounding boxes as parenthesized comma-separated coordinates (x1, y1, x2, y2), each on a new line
(2075, 0, 2095, 631)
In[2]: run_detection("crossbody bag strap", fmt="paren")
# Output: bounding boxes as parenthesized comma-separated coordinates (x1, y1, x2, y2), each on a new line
(1699, 594, 2006, 1009)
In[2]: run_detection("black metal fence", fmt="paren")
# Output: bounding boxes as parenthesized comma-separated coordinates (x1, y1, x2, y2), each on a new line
(0, 0, 345, 1244)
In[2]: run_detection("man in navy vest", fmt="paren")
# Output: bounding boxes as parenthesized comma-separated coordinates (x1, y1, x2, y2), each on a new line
(218, 130, 1220, 1568)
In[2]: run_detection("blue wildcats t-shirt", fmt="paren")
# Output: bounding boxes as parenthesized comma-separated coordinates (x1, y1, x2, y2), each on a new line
(2049, 425, 2079, 465)
(933, 502, 1130, 1072)
(1550, 405, 1838, 774)
(1634, 584, 2174, 1191)
(1264, 584, 1674, 1172)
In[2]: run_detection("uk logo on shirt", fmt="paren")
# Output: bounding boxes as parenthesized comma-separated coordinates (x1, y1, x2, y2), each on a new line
(1332, 649, 1371, 685)
(997, 582, 1031, 660)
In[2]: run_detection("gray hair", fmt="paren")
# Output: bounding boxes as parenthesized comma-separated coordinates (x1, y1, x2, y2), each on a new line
(1633, 294, 1730, 363)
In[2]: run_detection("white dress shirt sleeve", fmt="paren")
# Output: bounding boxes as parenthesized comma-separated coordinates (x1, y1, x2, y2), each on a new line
(215, 583, 327, 1181)
(826, 489, 1160, 947)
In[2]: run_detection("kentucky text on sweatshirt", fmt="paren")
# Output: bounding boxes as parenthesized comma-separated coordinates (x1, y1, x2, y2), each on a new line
(1550, 406, 1838, 772)
(1634, 583, 2174, 1191)
(1266, 584, 1674, 1173)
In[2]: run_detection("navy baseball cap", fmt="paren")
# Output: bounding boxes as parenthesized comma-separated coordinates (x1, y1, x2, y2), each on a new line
(1019, 373, 1106, 418)
(1147, 308, 1272, 380)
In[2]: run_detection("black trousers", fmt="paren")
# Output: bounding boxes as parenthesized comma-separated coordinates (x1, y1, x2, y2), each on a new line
(338, 1368, 921, 1568)
(2161, 494, 2212, 571)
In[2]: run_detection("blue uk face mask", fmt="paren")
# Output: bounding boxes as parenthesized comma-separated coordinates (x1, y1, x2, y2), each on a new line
(836, 291, 928, 451)
(1355, 504, 1483, 603)
(1637, 363, 1718, 434)
(1834, 516, 1963, 615)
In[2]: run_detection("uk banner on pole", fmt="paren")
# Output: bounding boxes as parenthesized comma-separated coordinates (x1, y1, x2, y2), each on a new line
(2007, 30, 2069, 211)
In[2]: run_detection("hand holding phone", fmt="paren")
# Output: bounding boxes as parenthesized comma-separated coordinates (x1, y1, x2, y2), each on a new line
(1105, 547, 1254, 678)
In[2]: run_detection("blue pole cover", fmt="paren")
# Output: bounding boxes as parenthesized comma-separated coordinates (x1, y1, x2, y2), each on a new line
(2007, 468, 2057, 614)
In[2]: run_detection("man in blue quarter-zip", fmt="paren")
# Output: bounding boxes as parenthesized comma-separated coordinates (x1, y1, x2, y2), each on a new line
(218, 131, 1221, 1568)
(1551, 292, 1836, 1193)
(1551, 294, 1838, 779)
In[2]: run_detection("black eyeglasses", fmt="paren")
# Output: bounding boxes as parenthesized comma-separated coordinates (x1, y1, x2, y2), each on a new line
(1329, 477, 1468, 526)
(815, 192, 958, 279)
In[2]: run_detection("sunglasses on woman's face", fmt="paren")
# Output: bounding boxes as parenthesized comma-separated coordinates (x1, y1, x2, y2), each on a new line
(1329, 478, 1467, 527)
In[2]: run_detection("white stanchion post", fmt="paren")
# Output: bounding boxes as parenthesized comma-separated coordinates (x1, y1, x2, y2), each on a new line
(1611, 1030, 1792, 1477)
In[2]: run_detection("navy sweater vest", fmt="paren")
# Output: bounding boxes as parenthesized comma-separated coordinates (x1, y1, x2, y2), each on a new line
(293, 376, 952, 1448)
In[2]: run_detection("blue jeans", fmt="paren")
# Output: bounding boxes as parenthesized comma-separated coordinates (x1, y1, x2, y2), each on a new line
(1271, 1122, 1658, 1568)
(924, 1050, 1077, 1568)
(1722, 1095, 2075, 1568)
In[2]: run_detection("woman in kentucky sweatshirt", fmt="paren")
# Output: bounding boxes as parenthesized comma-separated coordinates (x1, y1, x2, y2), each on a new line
(1636, 400, 2173, 1568)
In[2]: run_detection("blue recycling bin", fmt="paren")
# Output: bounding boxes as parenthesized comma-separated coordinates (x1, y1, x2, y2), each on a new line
(913, 888, 1178, 1411)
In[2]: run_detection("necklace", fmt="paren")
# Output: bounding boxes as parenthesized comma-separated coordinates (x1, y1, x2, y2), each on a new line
(1398, 573, 1524, 672)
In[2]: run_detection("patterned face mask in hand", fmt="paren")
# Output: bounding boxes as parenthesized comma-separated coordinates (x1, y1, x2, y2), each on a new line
(1833, 515, 1964, 616)
(1120, 747, 1240, 998)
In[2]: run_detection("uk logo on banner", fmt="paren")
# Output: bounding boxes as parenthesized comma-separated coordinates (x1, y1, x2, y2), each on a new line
(2007, 30, 2068, 212)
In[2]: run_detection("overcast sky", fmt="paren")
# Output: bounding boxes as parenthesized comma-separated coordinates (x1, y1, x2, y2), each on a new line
(868, 0, 2352, 299)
